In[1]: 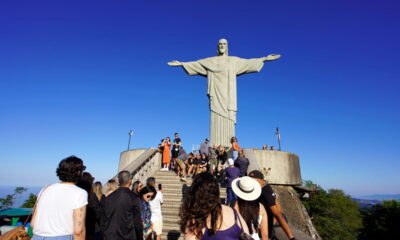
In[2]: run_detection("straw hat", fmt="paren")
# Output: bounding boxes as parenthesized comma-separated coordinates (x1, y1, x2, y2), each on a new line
(232, 176, 262, 201)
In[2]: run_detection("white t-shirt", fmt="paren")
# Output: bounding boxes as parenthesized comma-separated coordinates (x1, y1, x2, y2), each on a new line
(149, 191, 163, 222)
(33, 183, 88, 236)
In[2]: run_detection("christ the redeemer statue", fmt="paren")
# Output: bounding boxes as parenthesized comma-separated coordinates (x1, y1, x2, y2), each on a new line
(168, 39, 280, 146)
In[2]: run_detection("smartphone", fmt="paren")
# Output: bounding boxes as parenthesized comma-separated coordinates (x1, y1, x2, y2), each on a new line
(158, 183, 162, 190)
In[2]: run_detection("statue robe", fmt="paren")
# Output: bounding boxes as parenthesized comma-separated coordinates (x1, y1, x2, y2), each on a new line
(182, 56, 265, 146)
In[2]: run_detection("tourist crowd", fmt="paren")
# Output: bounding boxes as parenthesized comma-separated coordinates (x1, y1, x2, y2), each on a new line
(30, 156, 164, 240)
(26, 133, 298, 240)
(158, 134, 250, 185)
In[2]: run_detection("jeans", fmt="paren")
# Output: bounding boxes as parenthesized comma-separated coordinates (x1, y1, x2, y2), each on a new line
(232, 150, 238, 161)
(32, 235, 73, 240)
(226, 187, 237, 205)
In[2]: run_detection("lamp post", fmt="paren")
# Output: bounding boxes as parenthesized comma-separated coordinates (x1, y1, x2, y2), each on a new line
(275, 127, 281, 151)
(127, 130, 133, 150)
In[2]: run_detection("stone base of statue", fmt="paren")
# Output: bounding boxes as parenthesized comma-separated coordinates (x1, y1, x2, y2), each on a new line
(117, 147, 302, 185)
(243, 148, 302, 185)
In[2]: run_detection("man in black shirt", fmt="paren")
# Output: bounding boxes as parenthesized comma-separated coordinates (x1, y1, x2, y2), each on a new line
(171, 133, 182, 170)
(249, 170, 297, 240)
(103, 171, 142, 240)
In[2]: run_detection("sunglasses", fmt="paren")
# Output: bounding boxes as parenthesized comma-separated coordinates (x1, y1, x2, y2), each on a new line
(145, 194, 153, 199)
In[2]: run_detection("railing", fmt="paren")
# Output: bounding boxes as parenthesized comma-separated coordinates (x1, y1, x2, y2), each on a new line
(113, 148, 161, 182)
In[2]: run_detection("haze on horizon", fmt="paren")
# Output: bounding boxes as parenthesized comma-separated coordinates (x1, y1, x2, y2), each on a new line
(0, 0, 399, 197)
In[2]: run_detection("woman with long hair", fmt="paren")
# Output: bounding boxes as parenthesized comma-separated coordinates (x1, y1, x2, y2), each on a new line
(232, 176, 268, 240)
(90, 181, 105, 240)
(216, 145, 228, 184)
(179, 172, 249, 240)
(92, 181, 104, 201)
(131, 180, 144, 198)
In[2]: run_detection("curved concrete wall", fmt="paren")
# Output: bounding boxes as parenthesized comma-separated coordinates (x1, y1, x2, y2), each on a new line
(243, 149, 302, 185)
(118, 149, 148, 172)
(119, 148, 301, 185)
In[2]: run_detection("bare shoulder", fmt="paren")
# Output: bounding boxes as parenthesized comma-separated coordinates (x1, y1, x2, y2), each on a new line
(221, 205, 235, 227)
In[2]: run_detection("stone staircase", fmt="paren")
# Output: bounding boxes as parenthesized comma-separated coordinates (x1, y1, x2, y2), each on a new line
(152, 170, 226, 240)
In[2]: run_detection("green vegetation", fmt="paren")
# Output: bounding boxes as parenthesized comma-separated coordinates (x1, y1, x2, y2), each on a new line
(359, 200, 400, 239)
(21, 194, 38, 208)
(303, 188, 363, 240)
(302, 181, 400, 239)
(0, 187, 28, 209)
(0, 187, 38, 209)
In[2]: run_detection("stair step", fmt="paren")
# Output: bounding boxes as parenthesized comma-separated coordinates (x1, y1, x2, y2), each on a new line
(162, 223, 181, 231)
(157, 178, 193, 183)
(151, 170, 228, 240)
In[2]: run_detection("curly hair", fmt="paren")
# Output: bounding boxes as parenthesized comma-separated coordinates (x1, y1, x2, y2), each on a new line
(179, 172, 222, 239)
(56, 156, 85, 183)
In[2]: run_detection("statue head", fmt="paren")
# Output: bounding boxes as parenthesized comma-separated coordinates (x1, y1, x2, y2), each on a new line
(217, 38, 228, 56)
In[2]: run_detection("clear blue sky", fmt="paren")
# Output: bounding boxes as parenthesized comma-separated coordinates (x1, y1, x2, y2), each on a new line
(0, 0, 399, 197)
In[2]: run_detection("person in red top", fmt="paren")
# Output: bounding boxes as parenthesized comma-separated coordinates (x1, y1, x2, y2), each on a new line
(228, 136, 240, 161)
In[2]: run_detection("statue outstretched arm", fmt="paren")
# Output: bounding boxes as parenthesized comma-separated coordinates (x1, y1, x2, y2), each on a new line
(262, 54, 281, 62)
(168, 59, 208, 76)
(167, 60, 183, 66)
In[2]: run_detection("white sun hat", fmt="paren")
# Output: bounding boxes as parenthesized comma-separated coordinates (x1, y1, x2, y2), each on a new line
(232, 176, 262, 201)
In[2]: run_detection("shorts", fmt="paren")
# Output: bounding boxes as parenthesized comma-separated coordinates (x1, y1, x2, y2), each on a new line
(152, 220, 163, 235)
(175, 158, 186, 169)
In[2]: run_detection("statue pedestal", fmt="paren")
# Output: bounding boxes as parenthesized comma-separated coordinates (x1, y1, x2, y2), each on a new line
(243, 148, 302, 185)
(117, 148, 302, 186)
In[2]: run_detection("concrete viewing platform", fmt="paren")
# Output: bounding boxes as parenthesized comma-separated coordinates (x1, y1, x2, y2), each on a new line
(118, 148, 302, 186)
(244, 148, 302, 185)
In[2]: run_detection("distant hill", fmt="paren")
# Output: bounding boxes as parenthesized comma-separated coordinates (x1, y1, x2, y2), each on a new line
(359, 194, 400, 201)
(352, 194, 400, 208)
(352, 198, 381, 208)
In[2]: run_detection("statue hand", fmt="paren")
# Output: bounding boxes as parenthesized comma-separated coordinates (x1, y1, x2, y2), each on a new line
(167, 60, 182, 66)
(264, 54, 281, 61)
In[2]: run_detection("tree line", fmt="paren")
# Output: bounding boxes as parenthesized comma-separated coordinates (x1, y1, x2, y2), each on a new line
(302, 182, 399, 240)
